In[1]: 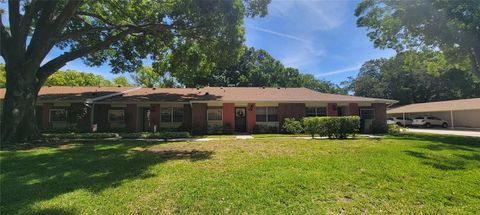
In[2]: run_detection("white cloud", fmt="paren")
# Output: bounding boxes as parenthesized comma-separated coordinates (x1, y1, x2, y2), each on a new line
(246, 25, 311, 44)
(315, 66, 361, 77)
(268, 0, 349, 31)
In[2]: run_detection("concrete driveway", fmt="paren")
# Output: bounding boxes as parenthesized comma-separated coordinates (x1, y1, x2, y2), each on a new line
(407, 128, 480, 137)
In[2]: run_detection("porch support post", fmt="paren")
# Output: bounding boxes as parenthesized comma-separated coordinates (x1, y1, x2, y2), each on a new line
(450, 110, 454, 129)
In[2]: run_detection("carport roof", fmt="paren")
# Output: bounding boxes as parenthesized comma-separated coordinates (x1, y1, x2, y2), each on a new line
(387, 98, 480, 114)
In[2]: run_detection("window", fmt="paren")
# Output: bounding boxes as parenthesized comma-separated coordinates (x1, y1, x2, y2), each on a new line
(108, 110, 125, 122)
(305, 107, 327, 117)
(207, 108, 222, 121)
(359, 109, 374, 119)
(161, 108, 172, 122)
(49, 109, 67, 122)
(173, 108, 184, 122)
(161, 107, 184, 123)
(256, 107, 278, 122)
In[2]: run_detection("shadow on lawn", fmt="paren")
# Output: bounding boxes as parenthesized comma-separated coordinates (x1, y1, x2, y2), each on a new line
(400, 134, 480, 171)
(0, 141, 213, 214)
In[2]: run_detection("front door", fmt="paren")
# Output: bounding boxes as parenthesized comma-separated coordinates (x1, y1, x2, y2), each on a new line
(235, 107, 247, 133)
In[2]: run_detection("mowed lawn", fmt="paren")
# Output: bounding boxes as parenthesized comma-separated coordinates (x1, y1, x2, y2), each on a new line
(1, 134, 480, 214)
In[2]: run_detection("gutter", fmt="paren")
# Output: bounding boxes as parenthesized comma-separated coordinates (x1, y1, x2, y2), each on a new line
(84, 87, 142, 131)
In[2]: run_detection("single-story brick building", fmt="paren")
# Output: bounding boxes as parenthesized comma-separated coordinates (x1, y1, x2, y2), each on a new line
(0, 86, 395, 134)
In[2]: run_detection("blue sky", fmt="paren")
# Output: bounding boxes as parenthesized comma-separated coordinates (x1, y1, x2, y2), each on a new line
(1, 0, 395, 84)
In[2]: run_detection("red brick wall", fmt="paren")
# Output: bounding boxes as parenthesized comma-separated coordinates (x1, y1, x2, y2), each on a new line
(192, 103, 207, 135)
(372, 103, 387, 128)
(247, 103, 256, 133)
(327, 103, 338, 116)
(126, 104, 137, 132)
(183, 104, 192, 131)
(223, 103, 235, 133)
(42, 103, 53, 130)
(150, 104, 160, 131)
(349, 103, 359, 116)
(278, 103, 305, 131)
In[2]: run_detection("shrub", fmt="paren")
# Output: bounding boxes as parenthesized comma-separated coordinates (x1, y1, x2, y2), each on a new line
(303, 116, 360, 139)
(387, 124, 406, 135)
(120, 132, 190, 140)
(41, 133, 119, 139)
(303, 117, 320, 138)
(282, 118, 304, 134)
(253, 124, 278, 134)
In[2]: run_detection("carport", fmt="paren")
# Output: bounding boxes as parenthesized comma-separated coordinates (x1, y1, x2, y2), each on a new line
(387, 98, 480, 129)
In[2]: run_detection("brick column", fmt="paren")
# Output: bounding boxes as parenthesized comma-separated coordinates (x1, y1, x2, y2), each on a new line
(372, 103, 387, 128)
(327, 103, 338, 116)
(126, 104, 138, 132)
(183, 104, 192, 132)
(278, 103, 306, 130)
(191, 103, 207, 135)
(349, 103, 359, 116)
(247, 103, 256, 133)
(150, 104, 160, 132)
(223, 103, 235, 133)
(42, 103, 53, 131)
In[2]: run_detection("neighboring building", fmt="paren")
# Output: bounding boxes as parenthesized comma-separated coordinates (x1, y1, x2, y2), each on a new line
(0, 86, 395, 134)
(387, 98, 480, 129)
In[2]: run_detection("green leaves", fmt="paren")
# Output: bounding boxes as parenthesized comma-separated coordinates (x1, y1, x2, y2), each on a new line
(355, 0, 480, 77)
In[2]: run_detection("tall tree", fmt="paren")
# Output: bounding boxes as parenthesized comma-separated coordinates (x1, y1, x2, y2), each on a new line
(130, 66, 176, 88)
(346, 51, 480, 105)
(44, 69, 113, 86)
(0, 0, 270, 142)
(1, 66, 131, 87)
(170, 47, 343, 93)
(355, 0, 480, 78)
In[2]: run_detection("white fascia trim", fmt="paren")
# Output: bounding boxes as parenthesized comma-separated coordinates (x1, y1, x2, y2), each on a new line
(85, 87, 142, 104)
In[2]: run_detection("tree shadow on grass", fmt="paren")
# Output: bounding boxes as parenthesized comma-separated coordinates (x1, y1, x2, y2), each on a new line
(0, 140, 213, 214)
(401, 134, 480, 171)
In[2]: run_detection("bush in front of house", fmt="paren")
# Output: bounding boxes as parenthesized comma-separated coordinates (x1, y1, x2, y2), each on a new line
(303, 116, 360, 139)
(253, 124, 278, 134)
(41, 133, 120, 139)
(119, 132, 190, 140)
(387, 124, 406, 135)
(282, 118, 304, 134)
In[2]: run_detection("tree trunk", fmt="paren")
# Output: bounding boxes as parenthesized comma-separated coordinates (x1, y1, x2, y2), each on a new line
(471, 47, 480, 79)
(1, 65, 41, 143)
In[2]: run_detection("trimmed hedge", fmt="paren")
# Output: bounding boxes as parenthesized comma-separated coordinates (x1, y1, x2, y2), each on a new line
(282, 118, 304, 134)
(119, 132, 190, 140)
(303, 116, 360, 139)
(41, 133, 119, 139)
(41, 132, 190, 140)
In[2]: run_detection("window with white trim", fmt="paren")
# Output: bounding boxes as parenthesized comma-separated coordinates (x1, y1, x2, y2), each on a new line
(161, 107, 184, 123)
(108, 110, 125, 122)
(256, 107, 278, 122)
(49, 109, 67, 122)
(305, 107, 327, 117)
(207, 108, 223, 121)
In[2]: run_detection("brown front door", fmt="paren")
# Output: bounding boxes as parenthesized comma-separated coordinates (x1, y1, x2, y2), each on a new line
(235, 107, 247, 133)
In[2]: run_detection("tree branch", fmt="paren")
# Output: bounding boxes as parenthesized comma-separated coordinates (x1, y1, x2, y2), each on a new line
(19, 0, 38, 46)
(50, 0, 84, 34)
(8, 0, 20, 39)
(37, 28, 137, 84)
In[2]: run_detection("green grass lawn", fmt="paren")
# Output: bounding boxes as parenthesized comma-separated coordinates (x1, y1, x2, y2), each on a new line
(1, 134, 480, 214)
